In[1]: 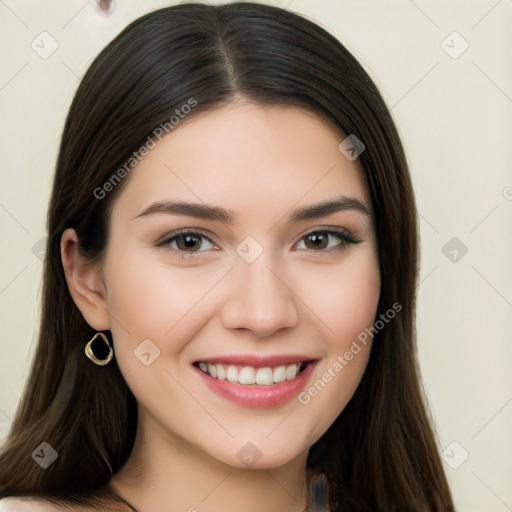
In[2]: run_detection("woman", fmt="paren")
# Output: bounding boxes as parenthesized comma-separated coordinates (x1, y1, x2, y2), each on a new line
(0, 2, 454, 511)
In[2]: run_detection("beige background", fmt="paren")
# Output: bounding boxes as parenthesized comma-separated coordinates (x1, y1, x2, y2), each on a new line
(1, 1, 511, 510)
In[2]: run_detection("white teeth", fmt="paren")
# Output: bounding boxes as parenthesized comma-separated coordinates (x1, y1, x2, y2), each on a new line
(207, 363, 217, 378)
(273, 365, 286, 383)
(197, 361, 305, 385)
(216, 364, 226, 381)
(226, 365, 239, 383)
(256, 367, 273, 386)
(239, 367, 256, 385)
(286, 363, 299, 381)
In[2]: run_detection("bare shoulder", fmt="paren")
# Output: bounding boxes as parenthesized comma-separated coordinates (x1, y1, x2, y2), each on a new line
(0, 496, 63, 511)
(0, 491, 132, 512)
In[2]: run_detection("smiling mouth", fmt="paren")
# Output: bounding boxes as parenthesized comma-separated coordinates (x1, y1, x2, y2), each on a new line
(192, 360, 314, 386)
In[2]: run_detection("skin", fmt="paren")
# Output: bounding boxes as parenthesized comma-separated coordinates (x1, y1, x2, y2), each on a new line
(61, 100, 381, 512)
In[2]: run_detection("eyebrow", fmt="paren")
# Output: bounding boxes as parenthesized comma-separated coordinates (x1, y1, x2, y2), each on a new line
(133, 196, 372, 223)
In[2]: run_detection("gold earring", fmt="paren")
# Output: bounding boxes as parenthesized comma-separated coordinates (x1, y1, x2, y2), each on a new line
(84, 332, 114, 366)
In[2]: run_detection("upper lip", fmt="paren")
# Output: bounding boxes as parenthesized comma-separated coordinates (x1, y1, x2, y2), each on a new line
(193, 354, 318, 368)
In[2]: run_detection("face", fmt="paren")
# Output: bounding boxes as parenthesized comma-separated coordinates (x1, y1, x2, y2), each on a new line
(98, 102, 380, 469)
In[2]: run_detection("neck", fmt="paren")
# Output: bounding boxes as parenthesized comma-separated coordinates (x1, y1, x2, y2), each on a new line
(108, 407, 309, 512)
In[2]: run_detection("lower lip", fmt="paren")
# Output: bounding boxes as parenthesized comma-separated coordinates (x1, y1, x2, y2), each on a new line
(193, 362, 317, 409)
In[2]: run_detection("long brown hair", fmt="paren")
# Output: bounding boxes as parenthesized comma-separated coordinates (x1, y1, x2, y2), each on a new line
(0, 3, 454, 510)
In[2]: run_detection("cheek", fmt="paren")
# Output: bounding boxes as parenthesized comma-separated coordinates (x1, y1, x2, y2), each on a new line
(103, 246, 229, 355)
(295, 251, 380, 431)
(297, 249, 381, 342)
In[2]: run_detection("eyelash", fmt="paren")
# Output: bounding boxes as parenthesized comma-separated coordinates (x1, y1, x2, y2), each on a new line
(155, 227, 362, 259)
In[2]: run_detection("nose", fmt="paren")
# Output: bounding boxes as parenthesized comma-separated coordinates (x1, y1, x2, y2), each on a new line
(220, 250, 300, 337)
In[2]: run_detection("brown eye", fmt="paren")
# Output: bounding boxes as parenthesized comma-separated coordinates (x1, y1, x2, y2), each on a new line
(303, 232, 329, 250)
(156, 230, 218, 256)
(297, 229, 360, 252)
(175, 234, 203, 252)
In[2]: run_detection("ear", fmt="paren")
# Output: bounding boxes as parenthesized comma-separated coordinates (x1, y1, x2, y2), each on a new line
(60, 228, 110, 331)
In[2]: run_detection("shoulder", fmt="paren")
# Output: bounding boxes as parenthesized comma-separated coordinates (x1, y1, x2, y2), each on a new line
(0, 496, 63, 511)
(0, 494, 134, 512)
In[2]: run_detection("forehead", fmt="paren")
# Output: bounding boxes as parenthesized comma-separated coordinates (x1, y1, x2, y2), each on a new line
(111, 103, 371, 223)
